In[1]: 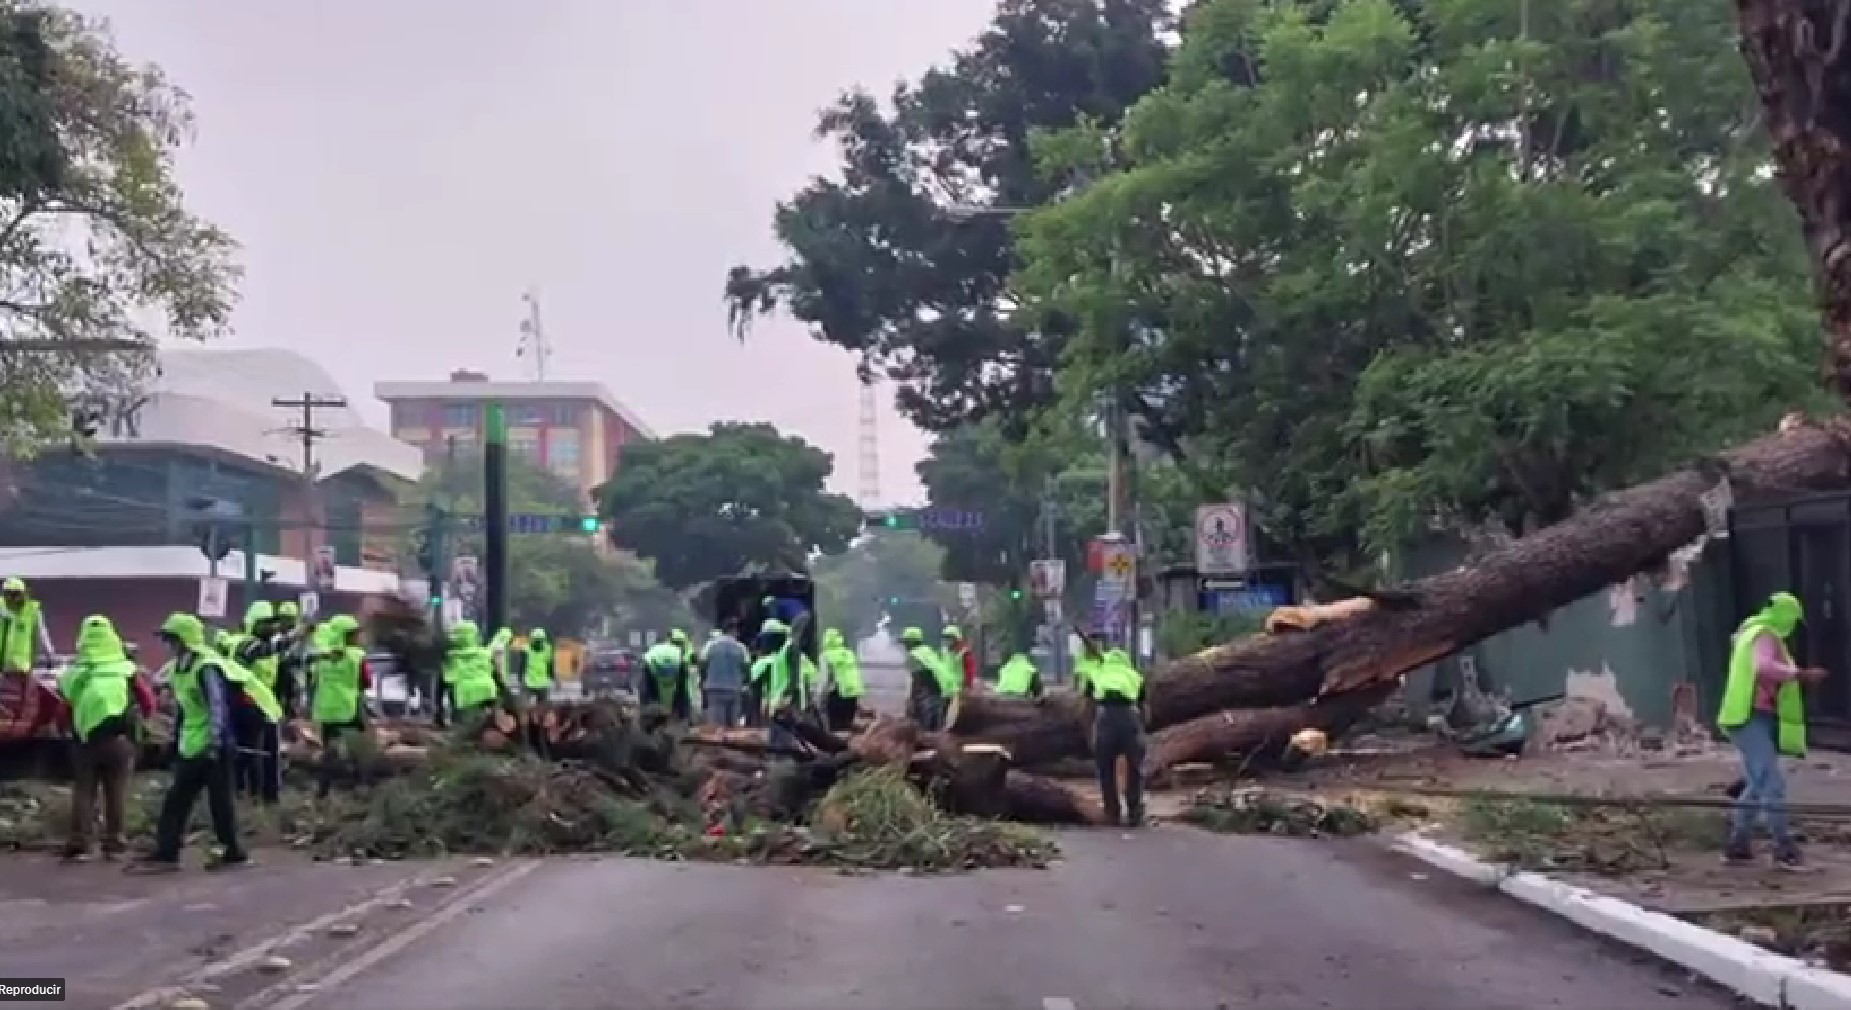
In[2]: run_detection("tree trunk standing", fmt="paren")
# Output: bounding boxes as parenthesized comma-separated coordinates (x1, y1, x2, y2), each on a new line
(1735, 0, 1851, 401)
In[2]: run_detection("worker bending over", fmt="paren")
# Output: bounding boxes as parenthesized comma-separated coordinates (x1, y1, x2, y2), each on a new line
(1083, 635, 1149, 828)
(442, 620, 500, 720)
(995, 651, 1041, 698)
(642, 635, 691, 721)
(902, 626, 957, 730)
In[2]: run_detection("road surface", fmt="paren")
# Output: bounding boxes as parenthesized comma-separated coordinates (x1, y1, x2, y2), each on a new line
(858, 659, 908, 715)
(83, 828, 1734, 1010)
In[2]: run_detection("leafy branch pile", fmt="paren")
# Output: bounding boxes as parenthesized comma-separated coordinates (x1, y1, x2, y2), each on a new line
(1180, 786, 1376, 839)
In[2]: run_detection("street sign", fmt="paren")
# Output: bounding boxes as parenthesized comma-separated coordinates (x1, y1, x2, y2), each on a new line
(297, 591, 319, 619)
(1042, 598, 1063, 623)
(1097, 541, 1136, 600)
(1029, 559, 1066, 598)
(1195, 502, 1250, 575)
(197, 577, 228, 619)
(957, 582, 978, 608)
(311, 545, 337, 591)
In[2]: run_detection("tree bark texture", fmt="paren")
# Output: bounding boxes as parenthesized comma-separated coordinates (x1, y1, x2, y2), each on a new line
(1735, 0, 1851, 402)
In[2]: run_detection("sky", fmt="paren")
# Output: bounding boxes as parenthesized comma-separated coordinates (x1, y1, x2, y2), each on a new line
(77, 0, 1001, 505)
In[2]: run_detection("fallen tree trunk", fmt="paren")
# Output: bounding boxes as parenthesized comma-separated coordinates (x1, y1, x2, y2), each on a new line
(931, 423, 1851, 776)
(1140, 686, 1393, 780)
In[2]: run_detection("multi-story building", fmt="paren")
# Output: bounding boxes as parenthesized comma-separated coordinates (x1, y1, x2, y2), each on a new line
(373, 370, 653, 503)
(0, 348, 424, 656)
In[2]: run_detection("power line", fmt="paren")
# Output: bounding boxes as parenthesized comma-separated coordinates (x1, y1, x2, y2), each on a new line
(271, 391, 347, 560)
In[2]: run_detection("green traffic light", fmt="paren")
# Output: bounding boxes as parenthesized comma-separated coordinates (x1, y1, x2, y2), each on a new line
(884, 514, 899, 528)
(1009, 589, 1022, 600)
(579, 515, 600, 533)
(888, 596, 899, 605)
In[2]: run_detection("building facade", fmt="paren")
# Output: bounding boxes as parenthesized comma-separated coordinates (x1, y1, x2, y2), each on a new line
(374, 370, 653, 502)
(0, 348, 424, 651)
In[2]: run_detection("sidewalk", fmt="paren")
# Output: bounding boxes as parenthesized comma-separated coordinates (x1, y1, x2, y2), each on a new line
(1391, 832, 1851, 1010)
(0, 851, 495, 1009)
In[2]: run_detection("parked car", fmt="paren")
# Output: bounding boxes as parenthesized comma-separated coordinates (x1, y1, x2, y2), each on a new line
(584, 649, 637, 697)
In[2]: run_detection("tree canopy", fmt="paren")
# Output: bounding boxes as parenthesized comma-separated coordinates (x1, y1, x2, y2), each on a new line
(595, 422, 862, 591)
(1007, 0, 1825, 567)
(812, 529, 949, 643)
(407, 450, 689, 637)
(0, 4, 239, 449)
(724, 0, 1173, 435)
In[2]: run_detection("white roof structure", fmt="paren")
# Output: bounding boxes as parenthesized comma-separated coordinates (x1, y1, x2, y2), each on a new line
(93, 348, 424, 484)
(373, 377, 656, 439)
(0, 545, 400, 595)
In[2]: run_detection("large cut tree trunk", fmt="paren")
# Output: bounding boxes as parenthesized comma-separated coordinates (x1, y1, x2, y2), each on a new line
(944, 424, 1851, 775)
(1735, 0, 1851, 402)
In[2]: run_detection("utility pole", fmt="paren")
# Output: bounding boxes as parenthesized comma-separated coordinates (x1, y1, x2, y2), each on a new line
(483, 402, 509, 637)
(272, 391, 347, 594)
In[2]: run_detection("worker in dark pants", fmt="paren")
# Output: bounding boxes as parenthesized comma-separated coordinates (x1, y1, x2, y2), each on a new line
(1083, 638, 1148, 828)
(129, 613, 280, 873)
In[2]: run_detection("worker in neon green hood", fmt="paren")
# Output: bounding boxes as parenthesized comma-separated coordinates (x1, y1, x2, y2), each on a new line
(523, 628, 556, 703)
(131, 612, 276, 873)
(443, 620, 499, 715)
(996, 651, 1040, 698)
(642, 632, 692, 722)
(58, 615, 140, 860)
(901, 626, 955, 730)
(222, 600, 291, 806)
(820, 628, 863, 731)
(1719, 591, 1827, 868)
(311, 614, 368, 798)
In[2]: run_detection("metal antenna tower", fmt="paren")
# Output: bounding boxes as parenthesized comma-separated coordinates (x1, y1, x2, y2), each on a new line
(517, 289, 552, 381)
(857, 377, 881, 509)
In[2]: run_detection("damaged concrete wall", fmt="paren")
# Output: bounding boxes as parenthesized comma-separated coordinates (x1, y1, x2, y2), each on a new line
(1395, 537, 1734, 729)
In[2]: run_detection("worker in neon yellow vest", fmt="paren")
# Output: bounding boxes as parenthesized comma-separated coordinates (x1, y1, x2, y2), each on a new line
(0, 577, 55, 675)
(1718, 591, 1827, 869)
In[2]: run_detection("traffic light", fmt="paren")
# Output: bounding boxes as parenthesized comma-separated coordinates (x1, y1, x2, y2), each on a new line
(578, 515, 600, 534)
(1009, 587, 1023, 600)
(185, 496, 239, 563)
(888, 596, 900, 606)
(884, 514, 900, 528)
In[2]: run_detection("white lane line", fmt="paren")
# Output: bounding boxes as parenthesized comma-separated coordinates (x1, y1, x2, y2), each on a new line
(262, 859, 541, 1010)
(111, 867, 465, 1010)
(1043, 998, 1077, 1010)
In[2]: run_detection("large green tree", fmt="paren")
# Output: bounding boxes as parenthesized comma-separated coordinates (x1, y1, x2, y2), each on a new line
(407, 451, 687, 637)
(724, 0, 1172, 434)
(1014, 0, 1825, 569)
(0, 4, 238, 449)
(595, 422, 862, 590)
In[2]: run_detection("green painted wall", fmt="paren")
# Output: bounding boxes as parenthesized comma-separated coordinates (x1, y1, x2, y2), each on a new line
(1395, 537, 1734, 728)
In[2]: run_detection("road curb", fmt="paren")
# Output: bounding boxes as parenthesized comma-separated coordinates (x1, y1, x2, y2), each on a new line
(1390, 833, 1851, 1009)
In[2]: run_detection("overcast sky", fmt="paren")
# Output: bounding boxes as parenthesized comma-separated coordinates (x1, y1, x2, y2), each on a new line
(78, 0, 998, 504)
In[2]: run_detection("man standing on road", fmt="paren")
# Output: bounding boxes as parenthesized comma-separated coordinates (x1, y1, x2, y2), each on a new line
(1719, 591, 1826, 869)
(1084, 644, 1149, 828)
(131, 613, 278, 873)
(700, 620, 749, 727)
(310, 615, 367, 799)
(756, 614, 814, 750)
(224, 601, 292, 806)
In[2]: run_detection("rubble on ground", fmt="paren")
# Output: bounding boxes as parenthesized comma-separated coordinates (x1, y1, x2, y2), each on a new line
(1180, 786, 1376, 838)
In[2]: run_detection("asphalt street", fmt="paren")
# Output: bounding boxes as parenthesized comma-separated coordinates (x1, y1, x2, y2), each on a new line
(224, 828, 1729, 1010)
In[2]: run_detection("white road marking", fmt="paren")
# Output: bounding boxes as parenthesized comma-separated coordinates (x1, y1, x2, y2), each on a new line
(1043, 998, 1077, 1010)
(110, 863, 515, 1010)
(261, 859, 541, 1010)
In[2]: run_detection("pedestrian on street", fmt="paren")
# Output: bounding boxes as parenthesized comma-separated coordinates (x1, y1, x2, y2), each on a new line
(130, 613, 279, 873)
(1719, 591, 1826, 869)
(700, 620, 749, 727)
(1083, 634, 1148, 828)
(58, 616, 143, 862)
